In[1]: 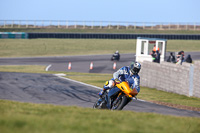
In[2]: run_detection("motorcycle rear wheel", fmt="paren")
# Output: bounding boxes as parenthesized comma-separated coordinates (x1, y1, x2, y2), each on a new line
(93, 98, 107, 109)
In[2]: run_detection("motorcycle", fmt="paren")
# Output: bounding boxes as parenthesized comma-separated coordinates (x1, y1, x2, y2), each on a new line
(93, 81, 138, 110)
(111, 53, 120, 61)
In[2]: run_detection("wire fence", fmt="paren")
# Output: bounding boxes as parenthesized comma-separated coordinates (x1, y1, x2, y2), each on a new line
(0, 20, 200, 30)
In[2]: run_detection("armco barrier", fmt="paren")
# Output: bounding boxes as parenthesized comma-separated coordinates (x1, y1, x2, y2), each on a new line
(140, 61, 200, 98)
(0, 32, 28, 39)
(28, 33, 200, 40)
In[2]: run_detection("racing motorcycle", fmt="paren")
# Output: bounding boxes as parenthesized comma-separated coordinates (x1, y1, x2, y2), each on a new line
(93, 81, 138, 110)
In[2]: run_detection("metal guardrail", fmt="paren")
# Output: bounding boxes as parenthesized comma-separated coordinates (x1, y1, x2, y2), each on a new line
(0, 20, 200, 30)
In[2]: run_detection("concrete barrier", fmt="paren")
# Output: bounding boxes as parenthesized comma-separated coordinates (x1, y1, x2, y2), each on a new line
(140, 61, 200, 98)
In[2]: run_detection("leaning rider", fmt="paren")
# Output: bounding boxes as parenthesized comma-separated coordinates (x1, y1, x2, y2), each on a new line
(98, 62, 141, 109)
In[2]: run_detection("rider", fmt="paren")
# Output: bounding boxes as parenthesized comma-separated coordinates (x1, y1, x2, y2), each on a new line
(98, 61, 141, 109)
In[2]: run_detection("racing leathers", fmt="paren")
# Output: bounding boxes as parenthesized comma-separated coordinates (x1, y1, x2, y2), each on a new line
(100, 66, 140, 109)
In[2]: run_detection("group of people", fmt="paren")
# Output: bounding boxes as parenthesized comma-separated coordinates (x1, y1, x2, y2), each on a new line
(167, 51, 192, 65)
(151, 45, 192, 65)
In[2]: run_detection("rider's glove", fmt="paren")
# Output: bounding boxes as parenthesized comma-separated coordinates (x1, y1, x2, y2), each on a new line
(98, 89, 105, 97)
(114, 78, 120, 84)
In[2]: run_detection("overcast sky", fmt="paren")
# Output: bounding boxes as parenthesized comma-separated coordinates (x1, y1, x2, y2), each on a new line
(0, 0, 199, 23)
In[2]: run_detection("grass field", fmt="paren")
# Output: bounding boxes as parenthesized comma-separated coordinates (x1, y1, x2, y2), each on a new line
(0, 38, 200, 132)
(0, 66, 200, 133)
(1, 28, 200, 34)
(0, 39, 200, 57)
(0, 100, 200, 133)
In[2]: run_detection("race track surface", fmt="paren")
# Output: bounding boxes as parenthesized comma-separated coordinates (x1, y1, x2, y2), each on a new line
(0, 52, 200, 73)
(0, 72, 200, 117)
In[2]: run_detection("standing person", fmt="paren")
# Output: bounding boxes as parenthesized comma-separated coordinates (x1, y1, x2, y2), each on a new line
(98, 62, 141, 109)
(176, 51, 185, 65)
(151, 50, 156, 62)
(167, 52, 176, 63)
(185, 54, 192, 63)
(155, 50, 160, 63)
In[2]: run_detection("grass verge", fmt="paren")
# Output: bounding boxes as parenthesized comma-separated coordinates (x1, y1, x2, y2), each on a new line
(0, 39, 200, 57)
(0, 100, 200, 133)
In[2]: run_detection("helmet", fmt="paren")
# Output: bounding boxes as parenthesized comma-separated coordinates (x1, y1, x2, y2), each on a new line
(153, 46, 159, 52)
(130, 62, 141, 75)
(106, 80, 115, 88)
(115, 50, 119, 54)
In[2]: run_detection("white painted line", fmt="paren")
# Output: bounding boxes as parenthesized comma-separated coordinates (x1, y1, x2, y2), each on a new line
(54, 74, 102, 90)
(45, 64, 52, 71)
(54, 73, 146, 102)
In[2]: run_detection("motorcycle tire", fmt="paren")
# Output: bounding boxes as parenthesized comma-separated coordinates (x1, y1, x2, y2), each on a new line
(93, 98, 107, 109)
(111, 95, 128, 110)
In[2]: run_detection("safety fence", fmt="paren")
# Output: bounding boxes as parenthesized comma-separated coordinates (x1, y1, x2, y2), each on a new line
(140, 61, 200, 98)
(1, 20, 200, 30)
(28, 33, 200, 40)
(0, 32, 28, 39)
(1, 32, 200, 40)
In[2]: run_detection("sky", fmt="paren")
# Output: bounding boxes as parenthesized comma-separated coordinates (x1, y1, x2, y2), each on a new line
(0, 0, 200, 23)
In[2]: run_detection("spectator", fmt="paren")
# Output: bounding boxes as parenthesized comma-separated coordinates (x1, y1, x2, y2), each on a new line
(151, 50, 156, 62)
(176, 51, 185, 65)
(167, 52, 176, 63)
(155, 50, 160, 63)
(185, 54, 192, 63)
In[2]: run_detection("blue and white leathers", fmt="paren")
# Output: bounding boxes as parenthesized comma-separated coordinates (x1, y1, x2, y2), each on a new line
(113, 66, 140, 92)
(105, 66, 140, 109)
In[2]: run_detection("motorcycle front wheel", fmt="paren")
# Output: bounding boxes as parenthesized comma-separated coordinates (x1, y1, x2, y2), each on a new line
(111, 95, 129, 110)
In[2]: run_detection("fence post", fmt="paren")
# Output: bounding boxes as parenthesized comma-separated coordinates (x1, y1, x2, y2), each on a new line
(194, 23, 196, 30)
(83, 21, 85, 29)
(58, 21, 60, 28)
(189, 64, 194, 97)
(177, 23, 179, 30)
(18, 20, 21, 28)
(4, 21, 6, 28)
(12, 20, 14, 28)
(160, 23, 162, 30)
(26, 21, 28, 28)
(134, 22, 136, 30)
(151, 23, 154, 30)
(99, 22, 102, 29)
(91, 21, 93, 29)
(74, 21, 77, 29)
(66, 21, 68, 29)
(186, 23, 188, 30)
(34, 21, 36, 28)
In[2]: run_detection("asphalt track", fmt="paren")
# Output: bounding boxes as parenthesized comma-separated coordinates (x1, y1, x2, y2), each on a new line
(0, 72, 200, 117)
(0, 52, 200, 117)
(0, 52, 200, 73)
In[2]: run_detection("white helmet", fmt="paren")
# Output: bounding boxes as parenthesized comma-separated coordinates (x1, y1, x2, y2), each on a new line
(107, 80, 115, 88)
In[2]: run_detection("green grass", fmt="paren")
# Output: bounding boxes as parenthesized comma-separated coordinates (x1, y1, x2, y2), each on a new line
(1, 28, 200, 34)
(0, 100, 200, 133)
(0, 39, 200, 57)
(0, 65, 200, 109)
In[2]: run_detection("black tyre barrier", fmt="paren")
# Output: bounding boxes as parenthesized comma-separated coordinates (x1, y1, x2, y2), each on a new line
(28, 33, 200, 40)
